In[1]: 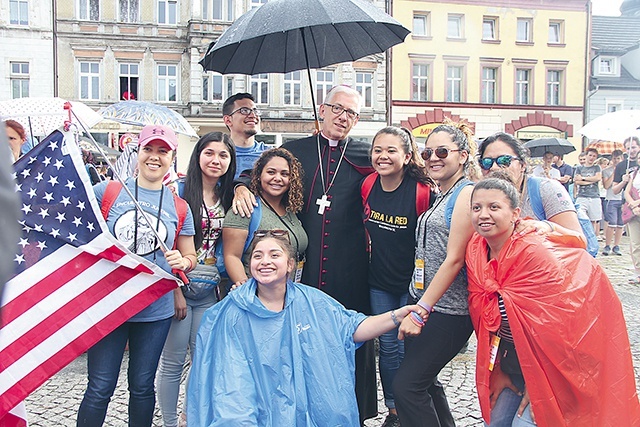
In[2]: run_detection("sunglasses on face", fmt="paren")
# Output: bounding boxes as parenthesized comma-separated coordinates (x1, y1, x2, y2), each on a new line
(253, 229, 289, 238)
(479, 155, 521, 170)
(421, 147, 461, 160)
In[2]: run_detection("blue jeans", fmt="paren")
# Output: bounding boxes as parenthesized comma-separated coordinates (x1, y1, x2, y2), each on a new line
(77, 318, 172, 427)
(487, 374, 536, 427)
(370, 288, 408, 409)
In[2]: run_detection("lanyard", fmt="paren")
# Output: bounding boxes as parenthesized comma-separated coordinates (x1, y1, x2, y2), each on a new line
(260, 196, 303, 261)
(419, 177, 464, 249)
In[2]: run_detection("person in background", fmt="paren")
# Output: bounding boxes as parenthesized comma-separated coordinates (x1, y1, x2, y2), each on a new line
(222, 93, 267, 180)
(574, 147, 602, 237)
(187, 233, 427, 426)
(156, 132, 236, 427)
(5, 119, 26, 162)
(552, 154, 573, 192)
(531, 151, 560, 180)
(602, 149, 625, 255)
(465, 174, 640, 426)
(478, 132, 582, 238)
(77, 125, 197, 427)
(82, 150, 102, 185)
(223, 148, 307, 289)
(362, 126, 434, 427)
(393, 121, 476, 427)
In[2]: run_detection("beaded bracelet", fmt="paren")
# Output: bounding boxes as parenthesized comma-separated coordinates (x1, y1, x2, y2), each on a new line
(409, 311, 425, 327)
(390, 310, 400, 327)
(417, 301, 433, 314)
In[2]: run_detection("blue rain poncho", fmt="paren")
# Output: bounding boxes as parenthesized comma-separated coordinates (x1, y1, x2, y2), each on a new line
(187, 278, 367, 426)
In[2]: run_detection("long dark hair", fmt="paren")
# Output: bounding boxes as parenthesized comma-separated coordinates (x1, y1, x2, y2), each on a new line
(183, 132, 236, 249)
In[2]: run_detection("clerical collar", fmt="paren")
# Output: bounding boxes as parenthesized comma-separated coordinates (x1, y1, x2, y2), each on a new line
(320, 132, 340, 147)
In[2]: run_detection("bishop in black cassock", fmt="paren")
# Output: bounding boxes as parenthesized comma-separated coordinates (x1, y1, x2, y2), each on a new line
(282, 86, 377, 423)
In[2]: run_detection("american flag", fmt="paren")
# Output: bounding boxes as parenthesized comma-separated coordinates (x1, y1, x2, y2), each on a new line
(0, 130, 179, 421)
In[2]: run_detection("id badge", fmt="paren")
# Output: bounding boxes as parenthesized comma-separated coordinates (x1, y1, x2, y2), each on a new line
(294, 260, 304, 283)
(414, 259, 425, 290)
(489, 334, 501, 371)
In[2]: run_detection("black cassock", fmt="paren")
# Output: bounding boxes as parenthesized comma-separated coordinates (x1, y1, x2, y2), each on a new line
(283, 134, 377, 422)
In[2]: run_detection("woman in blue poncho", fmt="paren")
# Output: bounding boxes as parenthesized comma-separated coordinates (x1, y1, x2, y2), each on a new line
(187, 231, 426, 426)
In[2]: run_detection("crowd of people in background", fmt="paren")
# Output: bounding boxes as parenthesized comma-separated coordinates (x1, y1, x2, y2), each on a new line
(4, 89, 640, 427)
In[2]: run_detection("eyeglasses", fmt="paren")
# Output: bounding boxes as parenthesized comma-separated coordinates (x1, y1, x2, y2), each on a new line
(228, 107, 261, 117)
(421, 147, 461, 160)
(253, 229, 289, 238)
(479, 155, 521, 170)
(324, 103, 359, 120)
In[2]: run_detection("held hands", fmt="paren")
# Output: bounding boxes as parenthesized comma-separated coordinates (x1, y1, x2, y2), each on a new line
(232, 185, 257, 217)
(397, 304, 430, 339)
(489, 365, 522, 410)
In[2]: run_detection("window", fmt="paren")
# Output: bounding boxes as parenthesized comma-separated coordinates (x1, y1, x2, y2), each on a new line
(10, 0, 28, 25)
(157, 64, 177, 102)
(250, 74, 269, 104)
(446, 66, 463, 102)
(203, 0, 233, 21)
(79, 62, 100, 101)
(515, 69, 531, 104)
(516, 18, 532, 42)
(413, 13, 429, 36)
(119, 0, 139, 22)
(599, 57, 616, 74)
(606, 101, 623, 112)
(482, 17, 498, 40)
(481, 67, 497, 103)
(548, 21, 563, 44)
(447, 14, 464, 39)
(79, 0, 99, 20)
(546, 70, 562, 105)
(251, 0, 267, 9)
(283, 71, 301, 106)
(412, 63, 429, 101)
(10, 62, 29, 99)
(158, 0, 177, 24)
(119, 63, 139, 101)
(203, 73, 234, 102)
(316, 70, 334, 105)
(355, 72, 373, 108)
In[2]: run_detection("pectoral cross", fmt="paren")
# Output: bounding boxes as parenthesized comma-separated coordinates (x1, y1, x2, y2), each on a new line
(316, 194, 331, 215)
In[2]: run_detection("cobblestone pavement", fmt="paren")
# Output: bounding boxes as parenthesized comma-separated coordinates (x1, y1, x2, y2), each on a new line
(25, 236, 640, 426)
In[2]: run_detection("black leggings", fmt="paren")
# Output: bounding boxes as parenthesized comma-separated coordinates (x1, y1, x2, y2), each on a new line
(393, 311, 473, 427)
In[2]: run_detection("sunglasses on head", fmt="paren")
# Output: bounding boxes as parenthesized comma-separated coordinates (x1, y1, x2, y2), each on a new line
(479, 155, 521, 170)
(253, 229, 289, 239)
(421, 147, 461, 160)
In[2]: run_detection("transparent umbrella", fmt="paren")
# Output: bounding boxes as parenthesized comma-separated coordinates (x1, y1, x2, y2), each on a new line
(100, 101, 198, 138)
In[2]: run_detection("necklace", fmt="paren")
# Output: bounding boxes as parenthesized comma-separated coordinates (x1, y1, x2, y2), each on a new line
(315, 134, 349, 215)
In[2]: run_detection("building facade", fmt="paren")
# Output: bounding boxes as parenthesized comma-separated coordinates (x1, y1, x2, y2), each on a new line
(389, 0, 589, 161)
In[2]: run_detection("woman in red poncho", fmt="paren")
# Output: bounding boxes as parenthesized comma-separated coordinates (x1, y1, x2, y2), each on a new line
(465, 174, 640, 427)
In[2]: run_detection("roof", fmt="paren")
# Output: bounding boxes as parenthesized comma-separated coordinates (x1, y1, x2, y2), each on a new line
(591, 65, 640, 90)
(592, 16, 640, 54)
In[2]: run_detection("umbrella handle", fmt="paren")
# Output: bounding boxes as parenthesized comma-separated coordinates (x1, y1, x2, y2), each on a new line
(63, 102, 73, 131)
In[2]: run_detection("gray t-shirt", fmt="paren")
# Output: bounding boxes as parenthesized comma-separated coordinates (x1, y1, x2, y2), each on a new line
(410, 179, 469, 316)
(223, 203, 308, 275)
(603, 167, 622, 201)
(521, 177, 575, 219)
(574, 165, 601, 199)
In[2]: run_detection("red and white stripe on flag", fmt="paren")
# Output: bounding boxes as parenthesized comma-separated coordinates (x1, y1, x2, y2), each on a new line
(0, 402, 27, 427)
(0, 130, 180, 420)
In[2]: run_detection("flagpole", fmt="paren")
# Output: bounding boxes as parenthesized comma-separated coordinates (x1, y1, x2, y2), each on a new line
(68, 107, 188, 284)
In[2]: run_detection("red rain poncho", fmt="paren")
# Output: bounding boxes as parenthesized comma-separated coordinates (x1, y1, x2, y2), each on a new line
(465, 231, 640, 426)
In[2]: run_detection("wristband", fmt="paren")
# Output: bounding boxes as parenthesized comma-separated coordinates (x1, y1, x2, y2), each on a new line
(542, 220, 555, 232)
(184, 257, 194, 272)
(410, 311, 425, 327)
(390, 310, 400, 327)
(417, 301, 433, 313)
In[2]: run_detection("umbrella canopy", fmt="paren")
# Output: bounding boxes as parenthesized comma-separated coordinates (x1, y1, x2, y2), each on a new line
(524, 137, 576, 157)
(585, 140, 626, 155)
(100, 101, 198, 138)
(578, 110, 640, 143)
(200, 0, 409, 127)
(78, 138, 121, 163)
(0, 97, 102, 137)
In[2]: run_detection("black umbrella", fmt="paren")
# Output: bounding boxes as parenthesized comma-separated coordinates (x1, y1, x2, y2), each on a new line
(199, 0, 409, 129)
(524, 137, 576, 157)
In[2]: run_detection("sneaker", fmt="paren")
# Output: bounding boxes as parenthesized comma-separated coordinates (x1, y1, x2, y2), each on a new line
(612, 246, 622, 256)
(381, 413, 401, 427)
(602, 245, 611, 256)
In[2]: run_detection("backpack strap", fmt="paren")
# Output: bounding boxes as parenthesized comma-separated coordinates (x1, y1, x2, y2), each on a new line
(172, 194, 189, 249)
(527, 176, 547, 220)
(101, 181, 123, 221)
(415, 182, 431, 216)
(445, 179, 474, 229)
(244, 198, 262, 252)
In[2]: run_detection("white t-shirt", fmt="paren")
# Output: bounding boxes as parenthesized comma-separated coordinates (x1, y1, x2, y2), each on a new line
(532, 164, 561, 180)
